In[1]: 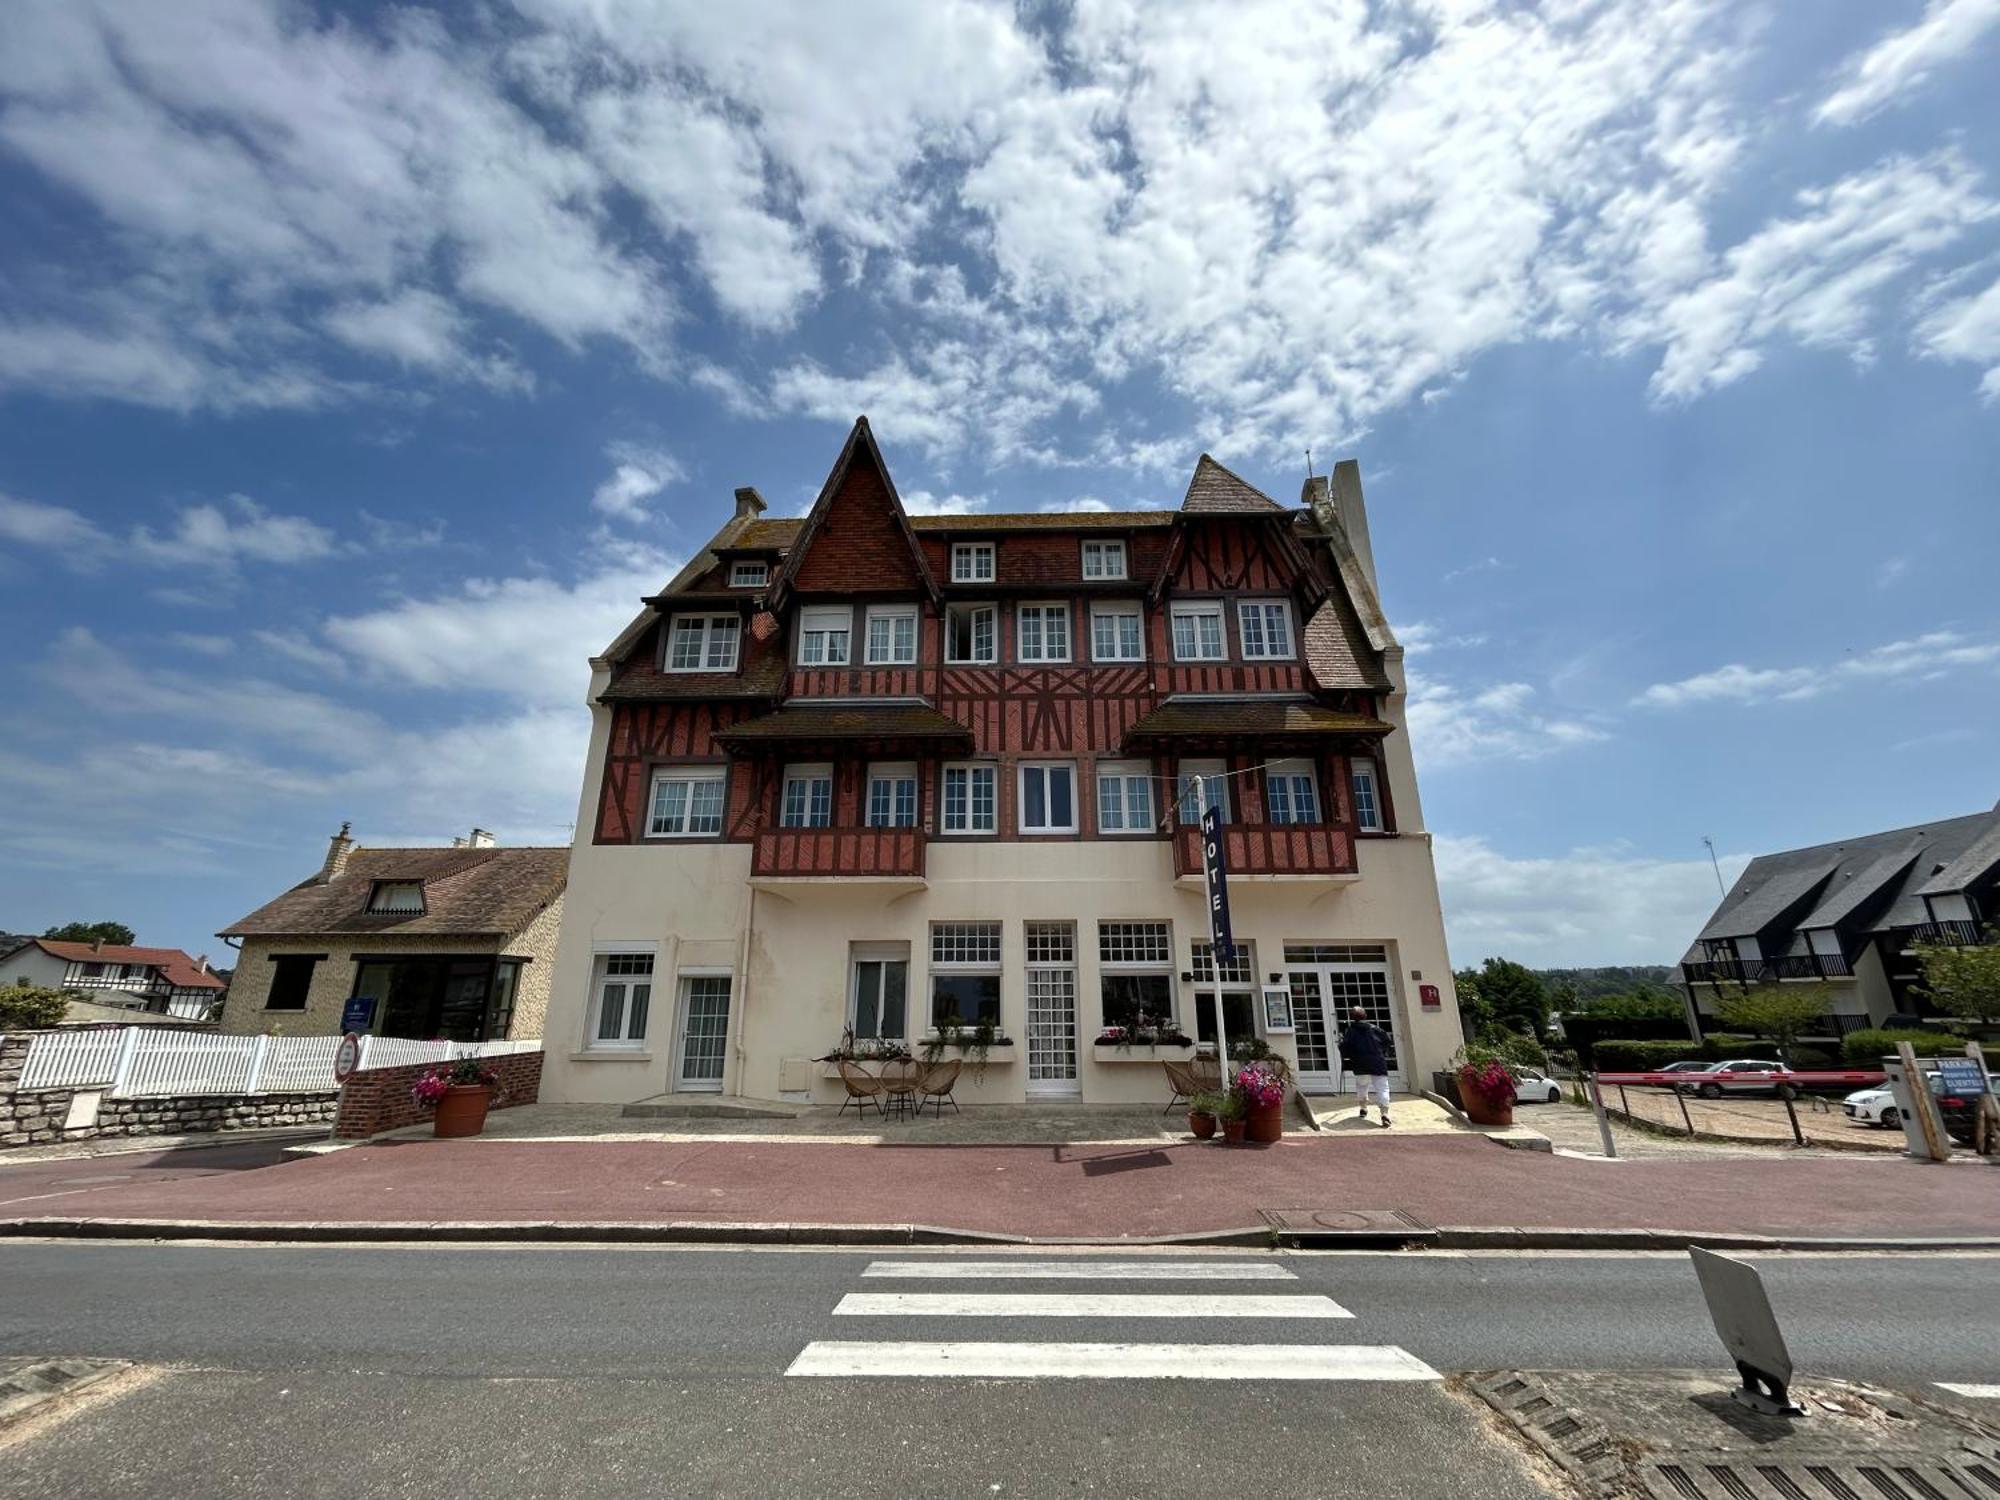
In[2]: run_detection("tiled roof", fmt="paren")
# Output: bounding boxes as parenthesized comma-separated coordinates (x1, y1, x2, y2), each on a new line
(910, 511, 1178, 532)
(728, 518, 804, 549)
(713, 703, 975, 747)
(34, 940, 226, 991)
(1123, 699, 1392, 743)
(220, 846, 569, 939)
(1302, 594, 1392, 692)
(1181, 454, 1284, 514)
(600, 615, 788, 702)
(1916, 807, 2000, 898)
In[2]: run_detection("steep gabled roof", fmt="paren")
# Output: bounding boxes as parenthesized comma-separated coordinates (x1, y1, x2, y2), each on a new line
(1916, 805, 2000, 898)
(33, 940, 226, 991)
(220, 846, 569, 940)
(771, 416, 939, 605)
(1181, 454, 1284, 513)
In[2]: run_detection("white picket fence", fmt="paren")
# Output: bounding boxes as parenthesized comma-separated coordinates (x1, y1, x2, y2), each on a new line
(13, 1029, 540, 1098)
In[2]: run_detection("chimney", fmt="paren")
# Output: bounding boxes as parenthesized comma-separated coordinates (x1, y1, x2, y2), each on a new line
(1329, 459, 1377, 589)
(92, 938, 103, 954)
(197, 954, 209, 975)
(451, 837, 468, 848)
(468, 827, 496, 848)
(317, 821, 354, 884)
(733, 486, 768, 519)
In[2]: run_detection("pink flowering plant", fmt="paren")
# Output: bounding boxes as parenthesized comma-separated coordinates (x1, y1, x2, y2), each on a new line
(1456, 1049, 1518, 1105)
(1232, 1060, 1287, 1109)
(411, 1056, 499, 1110)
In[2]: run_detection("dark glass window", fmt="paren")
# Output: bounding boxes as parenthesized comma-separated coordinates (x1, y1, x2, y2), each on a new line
(1100, 973, 1173, 1029)
(266, 955, 317, 1011)
(931, 974, 1001, 1028)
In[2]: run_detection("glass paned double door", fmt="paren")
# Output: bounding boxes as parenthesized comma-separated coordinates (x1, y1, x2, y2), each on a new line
(676, 976, 732, 1092)
(1288, 964, 1403, 1092)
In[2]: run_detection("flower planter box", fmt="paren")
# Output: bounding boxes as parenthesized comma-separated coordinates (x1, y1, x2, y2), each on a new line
(1091, 1043, 1202, 1064)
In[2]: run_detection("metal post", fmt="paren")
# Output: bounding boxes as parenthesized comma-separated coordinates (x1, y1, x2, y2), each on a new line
(1617, 1082, 1629, 1115)
(1587, 1072, 1618, 1158)
(1195, 775, 1229, 1090)
(1780, 1086, 1804, 1146)
(1675, 1085, 1696, 1137)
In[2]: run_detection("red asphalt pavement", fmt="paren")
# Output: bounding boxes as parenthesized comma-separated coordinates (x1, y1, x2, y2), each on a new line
(3, 1135, 1997, 1239)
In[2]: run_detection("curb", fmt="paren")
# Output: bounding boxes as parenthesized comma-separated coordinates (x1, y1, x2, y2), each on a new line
(2, 1216, 1995, 1253)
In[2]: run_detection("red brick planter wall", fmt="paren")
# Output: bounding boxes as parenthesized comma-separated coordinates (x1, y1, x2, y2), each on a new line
(333, 1050, 543, 1139)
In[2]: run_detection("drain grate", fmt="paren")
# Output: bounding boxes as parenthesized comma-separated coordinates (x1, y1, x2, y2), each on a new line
(1256, 1207, 1435, 1245)
(1641, 1455, 2000, 1499)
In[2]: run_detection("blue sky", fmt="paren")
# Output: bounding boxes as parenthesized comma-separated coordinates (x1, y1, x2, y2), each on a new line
(2, 0, 1997, 969)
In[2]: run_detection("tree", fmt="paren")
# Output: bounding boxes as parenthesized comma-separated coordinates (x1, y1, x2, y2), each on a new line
(0, 983, 69, 1029)
(43, 920, 136, 945)
(1913, 932, 2000, 1023)
(1452, 967, 1495, 1037)
(1572, 991, 1684, 1023)
(1470, 957, 1551, 1040)
(1714, 985, 1830, 1055)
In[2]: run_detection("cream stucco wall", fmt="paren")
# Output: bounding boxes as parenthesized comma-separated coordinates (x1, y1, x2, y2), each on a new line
(217, 897, 562, 1041)
(542, 832, 1463, 1107)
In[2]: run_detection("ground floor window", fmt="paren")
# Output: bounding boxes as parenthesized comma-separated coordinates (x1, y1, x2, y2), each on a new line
(1098, 920, 1174, 1028)
(849, 949, 909, 1042)
(265, 954, 318, 1011)
(1189, 940, 1257, 1045)
(930, 921, 1001, 1028)
(350, 955, 516, 1042)
(588, 952, 654, 1048)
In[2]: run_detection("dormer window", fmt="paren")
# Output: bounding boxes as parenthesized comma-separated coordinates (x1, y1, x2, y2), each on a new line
(728, 561, 768, 588)
(1081, 539, 1126, 579)
(951, 542, 995, 583)
(666, 614, 740, 672)
(369, 880, 425, 915)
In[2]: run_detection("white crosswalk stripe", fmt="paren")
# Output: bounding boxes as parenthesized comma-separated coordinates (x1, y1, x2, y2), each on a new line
(835, 1292, 1350, 1319)
(1936, 1382, 2000, 1398)
(787, 1341, 1441, 1381)
(785, 1256, 1438, 1382)
(861, 1259, 1297, 1280)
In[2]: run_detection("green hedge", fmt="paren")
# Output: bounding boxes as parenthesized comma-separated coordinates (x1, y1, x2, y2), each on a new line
(0, 984, 69, 1029)
(1841, 1028, 1961, 1065)
(1591, 1039, 1711, 1071)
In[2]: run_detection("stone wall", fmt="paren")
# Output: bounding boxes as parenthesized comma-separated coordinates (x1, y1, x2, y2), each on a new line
(332, 1048, 543, 1139)
(0, 1035, 334, 1148)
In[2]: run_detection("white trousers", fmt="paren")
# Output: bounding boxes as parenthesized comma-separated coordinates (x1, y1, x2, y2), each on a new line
(1353, 1074, 1390, 1111)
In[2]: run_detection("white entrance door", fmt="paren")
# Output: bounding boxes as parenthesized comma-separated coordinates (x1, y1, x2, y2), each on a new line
(1285, 945, 1404, 1093)
(675, 974, 731, 1092)
(1025, 921, 1079, 1096)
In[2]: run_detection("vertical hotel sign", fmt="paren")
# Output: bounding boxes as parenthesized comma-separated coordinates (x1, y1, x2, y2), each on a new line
(1199, 803, 1236, 962)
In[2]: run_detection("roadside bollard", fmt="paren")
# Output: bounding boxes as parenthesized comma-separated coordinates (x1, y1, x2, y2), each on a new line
(1675, 1086, 1696, 1138)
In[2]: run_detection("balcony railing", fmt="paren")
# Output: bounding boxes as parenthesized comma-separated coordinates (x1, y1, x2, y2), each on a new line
(1766, 952, 1853, 980)
(1684, 953, 1855, 984)
(1681, 958, 1761, 985)
(62, 972, 172, 995)
(1907, 920, 1996, 949)
(1171, 823, 1356, 880)
(752, 826, 926, 880)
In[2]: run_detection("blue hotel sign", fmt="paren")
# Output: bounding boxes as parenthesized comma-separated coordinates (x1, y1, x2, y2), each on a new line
(1200, 804, 1236, 963)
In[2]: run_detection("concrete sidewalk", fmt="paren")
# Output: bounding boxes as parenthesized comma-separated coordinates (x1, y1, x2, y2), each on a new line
(4, 1131, 1995, 1247)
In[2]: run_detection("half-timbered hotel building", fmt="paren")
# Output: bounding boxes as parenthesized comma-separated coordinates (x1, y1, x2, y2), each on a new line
(541, 418, 1463, 1107)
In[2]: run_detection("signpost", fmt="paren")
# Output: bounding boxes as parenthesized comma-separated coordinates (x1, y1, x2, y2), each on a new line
(1935, 1056, 1989, 1096)
(333, 1031, 364, 1085)
(341, 995, 377, 1036)
(1689, 1246, 1804, 1417)
(1197, 784, 1232, 1082)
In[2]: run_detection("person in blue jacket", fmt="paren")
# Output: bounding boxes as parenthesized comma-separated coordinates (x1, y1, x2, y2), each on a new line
(1341, 1006, 1391, 1127)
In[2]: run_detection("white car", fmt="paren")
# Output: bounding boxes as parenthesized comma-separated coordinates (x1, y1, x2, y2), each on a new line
(1842, 1086, 1900, 1129)
(1507, 1065, 1564, 1103)
(1678, 1059, 1795, 1098)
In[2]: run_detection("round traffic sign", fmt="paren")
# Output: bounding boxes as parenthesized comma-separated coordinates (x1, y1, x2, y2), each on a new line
(334, 1032, 363, 1084)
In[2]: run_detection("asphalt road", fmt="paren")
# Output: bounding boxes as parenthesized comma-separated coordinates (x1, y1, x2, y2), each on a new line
(1, 1243, 1995, 1499)
(0, 1138, 300, 1211)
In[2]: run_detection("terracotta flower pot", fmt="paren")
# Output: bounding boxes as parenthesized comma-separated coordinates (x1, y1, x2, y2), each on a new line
(1461, 1091, 1514, 1128)
(1246, 1101, 1284, 1143)
(1189, 1111, 1217, 1139)
(1221, 1117, 1247, 1144)
(433, 1084, 493, 1138)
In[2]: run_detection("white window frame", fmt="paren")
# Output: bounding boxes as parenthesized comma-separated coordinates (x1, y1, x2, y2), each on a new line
(796, 605, 853, 667)
(945, 602, 997, 665)
(1017, 760, 1078, 835)
(1351, 757, 1384, 832)
(1097, 920, 1177, 1027)
(1017, 602, 1072, 664)
(647, 768, 727, 838)
(865, 761, 919, 828)
(929, 921, 1002, 1031)
(862, 604, 919, 665)
(1089, 601, 1145, 663)
(665, 613, 740, 673)
(586, 946, 656, 1051)
(1170, 601, 1226, 661)
(780, 762, 834, 828)
(1095, 760, 1155, 835)
(848, 943, 911, 1043)
(1237, 599, 1295, 660)
(951, 542, 995, 584)
(940, 761, 998, 835)
(728, 561, 768, 588)
(1081, 539, 1127, 580)
(1175, 758, 1229, 825)
(1265, 758, 1320, 825)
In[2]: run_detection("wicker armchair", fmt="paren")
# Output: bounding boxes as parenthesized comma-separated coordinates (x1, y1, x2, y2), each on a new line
(877, 1058, 921, 1119)
(836, 1058, 887, 1118)
(1162, 1056, 1224, 1113)
(915, 1059, 963, 1117)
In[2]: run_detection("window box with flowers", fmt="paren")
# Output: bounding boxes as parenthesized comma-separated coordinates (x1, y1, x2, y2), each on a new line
(1092, 1020, 1199, 1063)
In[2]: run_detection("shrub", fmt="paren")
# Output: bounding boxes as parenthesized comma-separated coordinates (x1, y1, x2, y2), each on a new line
(1592, 1039, 1710, 1071)
(1487, 1029, 1548, 1068)
(1841, 1028, 1961, 1065)
(0, 984, 70, 1029)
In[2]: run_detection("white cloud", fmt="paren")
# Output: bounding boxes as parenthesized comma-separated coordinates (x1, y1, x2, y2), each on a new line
(1815, 0, 2000, 128)
(589, 443, 686, 524)
(1634, 629, 2000, 708)
(253, 630, 348, 677)
(1916, 272, 2000, 399)
(900, 490, 990, 517)
(324, 290, 531, 392)
(1406, 667, 1609, 769)
(1436, 834, 1745, 965)
(1442, 557, 1506, 584)
(0, 492, 111, 559)
(131, 495, 341, 567)
(168, 632, 235, 657)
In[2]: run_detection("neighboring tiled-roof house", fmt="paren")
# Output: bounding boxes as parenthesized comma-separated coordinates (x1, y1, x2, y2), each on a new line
(2, 938, 228, 1020)
(217, 825, 569, 1043)
(1680, 801, 2000, 1034)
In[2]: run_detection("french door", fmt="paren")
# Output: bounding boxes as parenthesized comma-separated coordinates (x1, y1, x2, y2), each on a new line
(675, 975, 731, 1092)
(1025, 922, 1079, 1095)
(1284, 945, 1404, 1092)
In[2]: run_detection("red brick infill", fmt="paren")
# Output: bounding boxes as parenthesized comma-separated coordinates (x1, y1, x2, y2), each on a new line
(332, 1051, 543, 1139)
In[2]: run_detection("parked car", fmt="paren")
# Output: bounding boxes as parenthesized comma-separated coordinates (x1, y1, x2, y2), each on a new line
(1842, 1085, 1900, 1128)
(1938, 1073, 1999, 1148)
(1843, 1072, 1998, 1139)
(1677, 1059, 1795, 1099)
(1507, 1065, 1564, 1103)
(1653, 1061, 1713, 1075)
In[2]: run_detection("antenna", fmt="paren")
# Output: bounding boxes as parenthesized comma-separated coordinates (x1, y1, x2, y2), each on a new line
(1702, 836, 1726, 897)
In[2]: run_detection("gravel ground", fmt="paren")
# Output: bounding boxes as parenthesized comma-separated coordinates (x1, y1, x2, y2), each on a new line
(1521, 1099, 1882, 1160)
